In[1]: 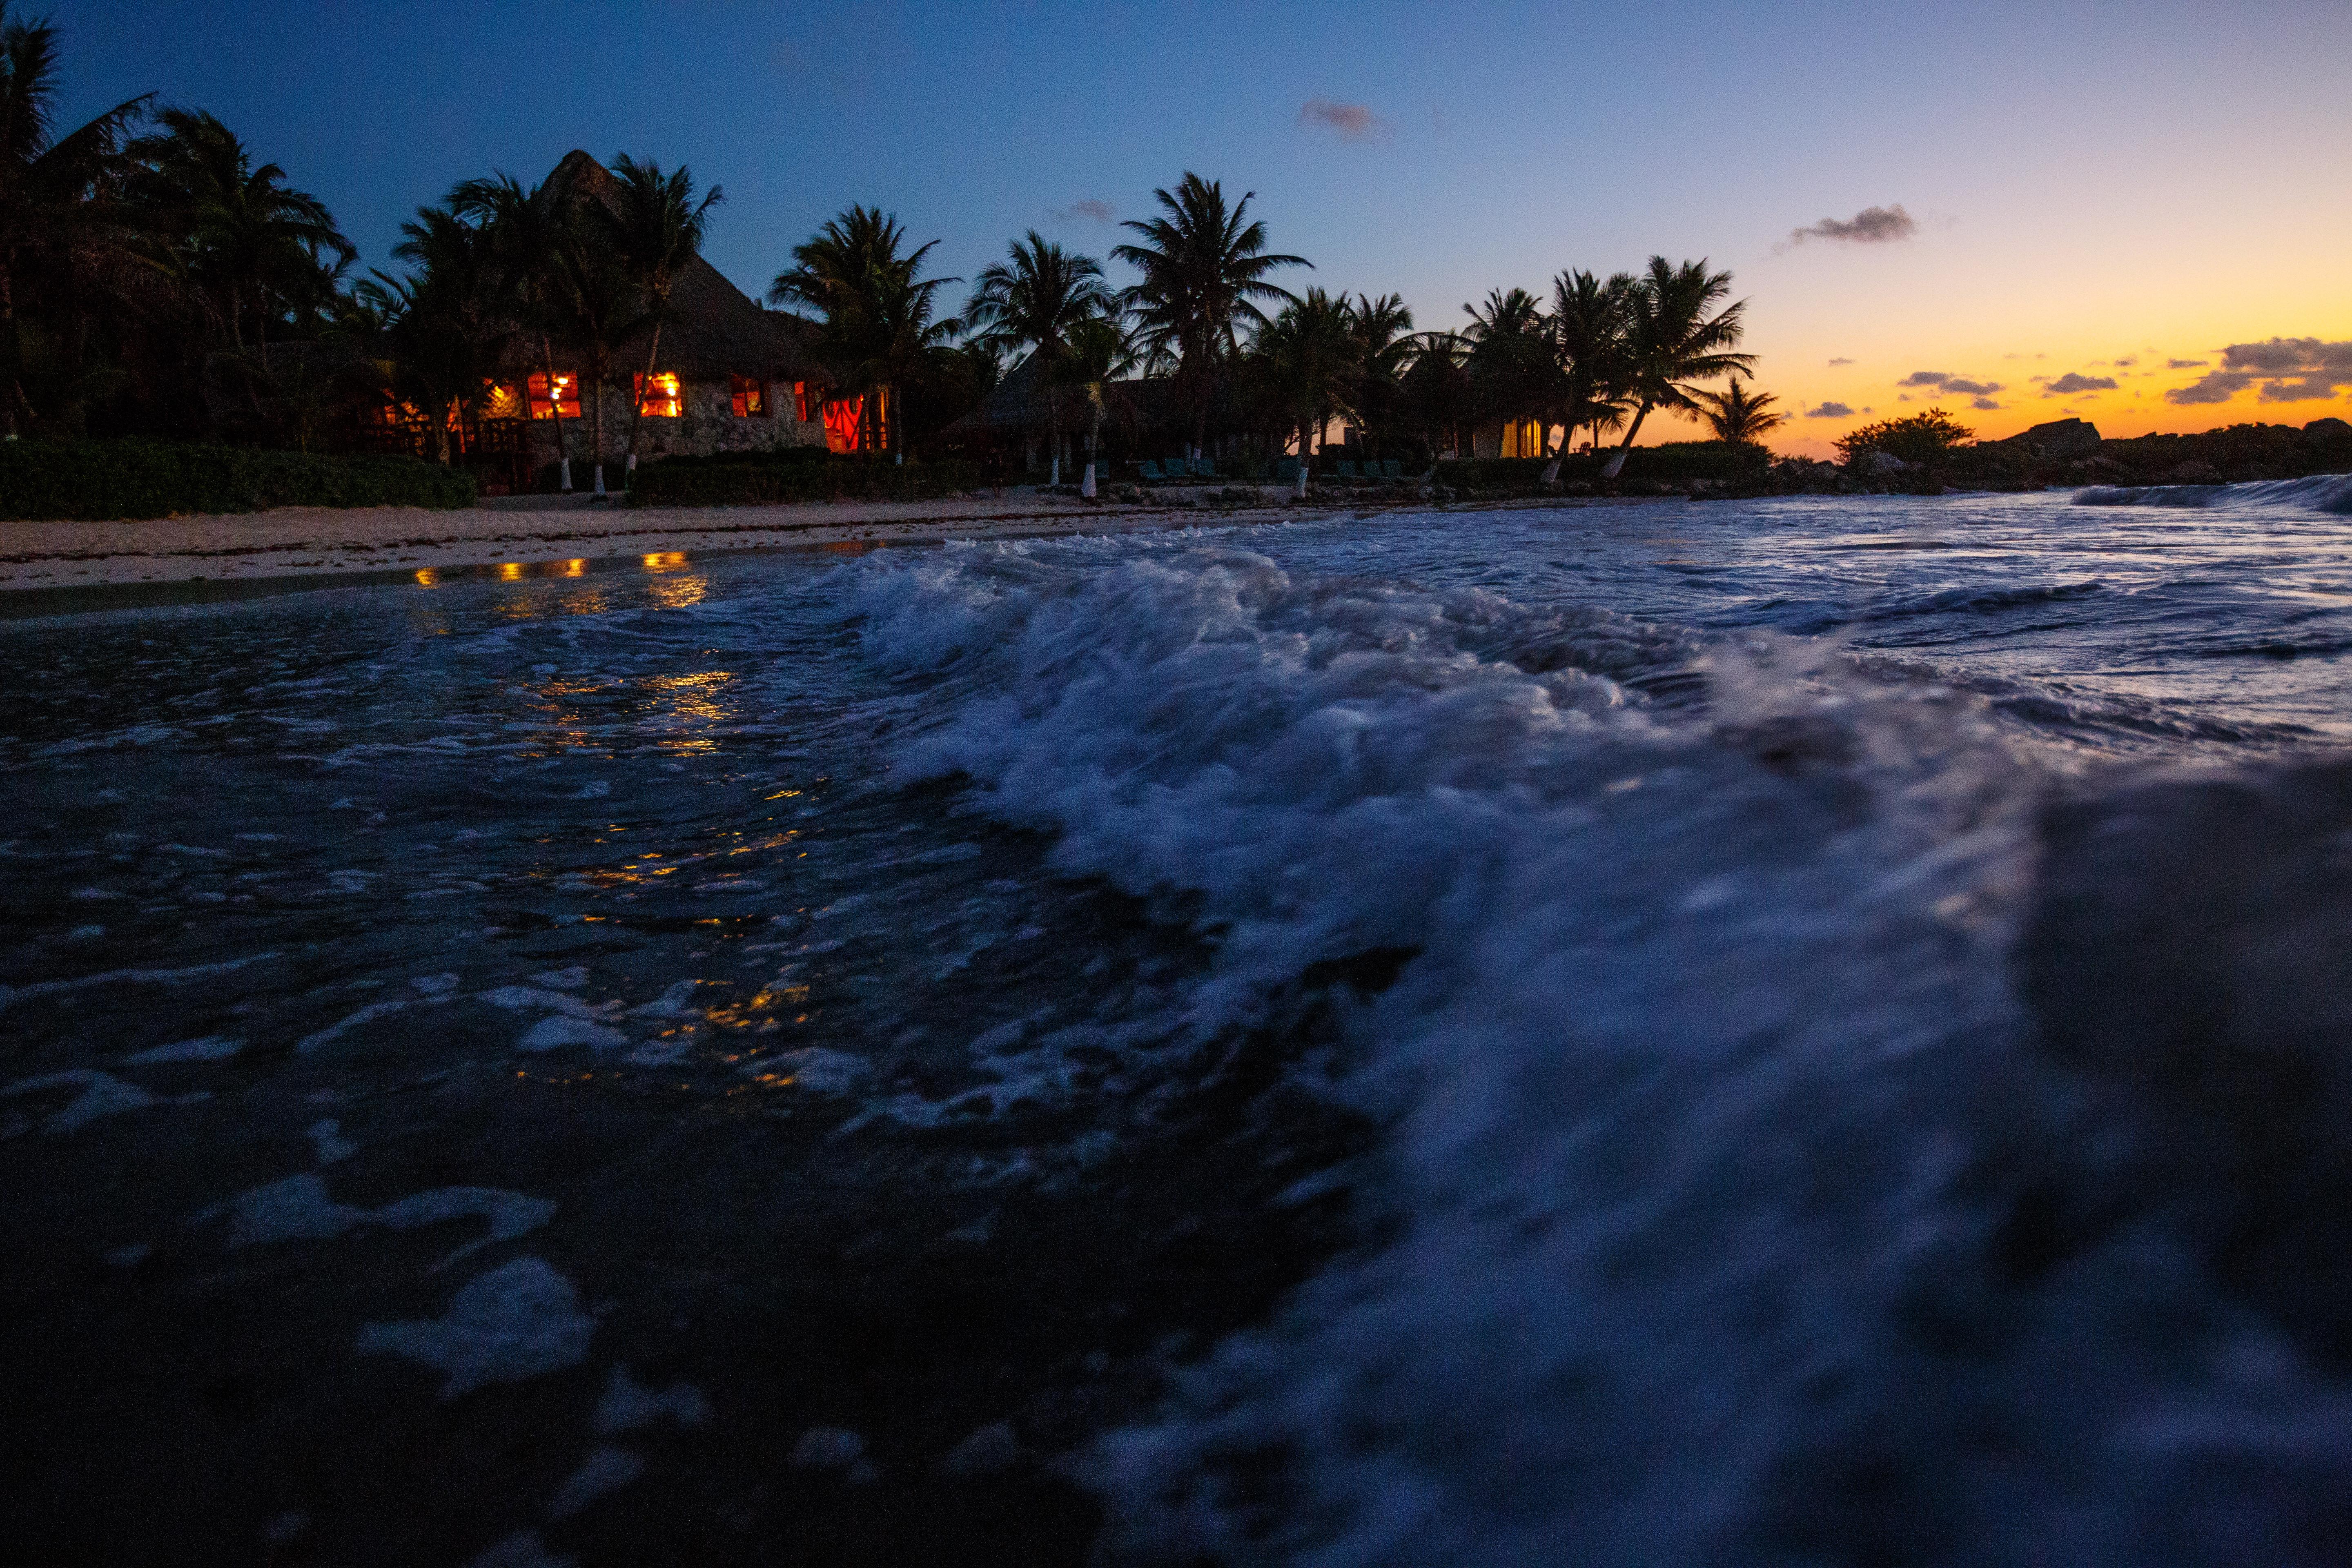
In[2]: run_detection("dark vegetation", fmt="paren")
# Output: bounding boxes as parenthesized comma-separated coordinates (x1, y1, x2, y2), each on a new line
(1821, 408, 2352, 496)
(626, 449, 981, 507)
(0, 439, 473, 519)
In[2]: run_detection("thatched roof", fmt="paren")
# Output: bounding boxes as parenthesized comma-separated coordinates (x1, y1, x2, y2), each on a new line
(940, 351, 1178, 441)
(511, 149, 824, 385)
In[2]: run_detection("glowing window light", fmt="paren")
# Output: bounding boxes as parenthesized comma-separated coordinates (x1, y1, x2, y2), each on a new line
(498, 562, 524, 581)
(730, 376, 768, 417)
(413, 568, 439, 587)
(634, 373, 682, 419)
(527, 372, 581, 421)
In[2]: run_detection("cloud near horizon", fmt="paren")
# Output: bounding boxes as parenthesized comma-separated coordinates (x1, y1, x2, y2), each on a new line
(1787, 203, 1917, 247)
(1972, 397, 2002, 410)
(1828, 357, 1854, 366)
(2046, 372, 2120, 396)
(1899, 371, 2002, 396)
(2166, 338, 2352, 405)
(1805, 401, 1854, 419)
(1050, 198, 1115, 223)
(1299, 98, 1384, 139)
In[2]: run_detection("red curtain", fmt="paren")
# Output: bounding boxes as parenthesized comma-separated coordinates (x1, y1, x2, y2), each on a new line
(823, 396, 864, 453)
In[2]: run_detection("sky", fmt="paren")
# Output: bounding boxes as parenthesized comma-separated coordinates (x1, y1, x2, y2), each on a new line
(45, 0, 2352, 457)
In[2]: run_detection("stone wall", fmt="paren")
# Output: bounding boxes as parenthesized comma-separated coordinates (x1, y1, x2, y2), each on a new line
(520, 379, 824, 464)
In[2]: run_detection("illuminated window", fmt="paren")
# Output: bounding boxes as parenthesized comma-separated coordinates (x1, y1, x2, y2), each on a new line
(527, 372, 581, 420)
(484, 382, 524, 420)
(795, 382, 820, 423)
(1500, 418, 1546, 458)
(823, 395, 864, 453)
(731, 376, 768, 417)
(635, 372, 682, 418)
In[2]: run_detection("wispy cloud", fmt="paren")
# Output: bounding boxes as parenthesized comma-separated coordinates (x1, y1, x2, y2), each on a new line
(1299, 98, 1385, 140)
(1804, 401, 1854, 419)
(2166, 338, 2352, 405)
(1899, 371, 2002, 396)
(1786, 204, 1917, 247)
(1828, 357, 1854, 366)
(1972, 397, 2002, 410)
(1050, 198, 1115, 224)
(2166, 358, 2208, 370)
(2045, 372, 2119, 396)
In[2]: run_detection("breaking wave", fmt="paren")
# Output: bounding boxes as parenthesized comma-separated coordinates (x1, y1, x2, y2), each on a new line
(842, 538, 2352, 1566)
(2076, 473, 2352, 513)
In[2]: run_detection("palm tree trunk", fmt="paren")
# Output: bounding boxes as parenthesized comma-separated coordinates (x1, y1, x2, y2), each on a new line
(1082, 399, 1101, 499)
(1600, 402, 1653, 480)
(628, 305, 666, 480)
(590, 353, 608, 498)
(0, 263, 19, 440)
(540, 333, 572, 492)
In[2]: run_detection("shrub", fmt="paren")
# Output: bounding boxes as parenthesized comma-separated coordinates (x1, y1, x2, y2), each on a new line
(0, 440, 476, 521)
(1835, 409, 1975, 468)
(627, 451, 982, 507)
(1434, 441, 1772, 494)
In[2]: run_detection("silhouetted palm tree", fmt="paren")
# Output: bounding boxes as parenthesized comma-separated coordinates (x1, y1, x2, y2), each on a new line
(1112, 172, 1307, 456)
(128, 109, 352, 358)
(360, 203, 513, 464)
(1461, 287, 1554, 456)
(1349, 292, 1414, 460)
(1254, 287, 1360, 472)
(964, 233, 1114, 480)
(1690, 374, 1786, 445)
(771, 205, 958, 454)
(1055, 316, 1137, 497)
(1540, 268, 1635, 484)
(0, 0, 151, 437)
(1599, 256, 1753, 479)
(1401, 330, 1472, 461)
(451, 170, 581, 488)
(601, 155, 721, 474)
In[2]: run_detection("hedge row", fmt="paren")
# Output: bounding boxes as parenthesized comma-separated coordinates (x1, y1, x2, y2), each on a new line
(627, 451, 983, 507)
(0, 440, 477, 521)
(1436, 441, 1773, 493)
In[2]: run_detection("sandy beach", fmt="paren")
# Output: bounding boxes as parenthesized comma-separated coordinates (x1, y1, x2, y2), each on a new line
(0, 487, 1379, 594)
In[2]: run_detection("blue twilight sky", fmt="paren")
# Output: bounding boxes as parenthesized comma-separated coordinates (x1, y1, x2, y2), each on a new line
(42, 0, 2352, 452)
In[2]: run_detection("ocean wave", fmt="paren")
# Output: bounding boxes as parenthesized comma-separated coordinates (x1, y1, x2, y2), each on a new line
(2075, 473, 2352, 513)
(838, 538, 2352, 1566)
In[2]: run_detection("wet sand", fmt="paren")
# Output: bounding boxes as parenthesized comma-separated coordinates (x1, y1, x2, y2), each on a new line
(0, 488, 1354, 592)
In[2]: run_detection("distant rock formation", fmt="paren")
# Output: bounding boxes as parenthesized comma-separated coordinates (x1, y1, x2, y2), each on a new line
(2304, 416, 2351, 442)
(1988, 418, 2102, 459)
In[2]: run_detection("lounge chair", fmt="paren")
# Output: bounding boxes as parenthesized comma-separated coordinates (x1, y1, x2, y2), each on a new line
(1381, 459, 1404, 479)
(1276, 457, 1302, 482)
(1192, 457, 1221, 479)
(1335, 459, 1362, 480)
(1137, 459, 1167, 482)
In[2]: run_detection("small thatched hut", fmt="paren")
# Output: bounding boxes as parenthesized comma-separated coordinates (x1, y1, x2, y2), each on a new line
(939, 351, 1184, 475)
(492, 150, 829, 467)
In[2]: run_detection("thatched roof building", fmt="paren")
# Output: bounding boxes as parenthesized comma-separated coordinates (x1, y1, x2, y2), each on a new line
(939, 350, 1184, 466)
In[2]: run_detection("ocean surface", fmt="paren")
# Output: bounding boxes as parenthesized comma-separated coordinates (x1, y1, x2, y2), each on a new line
(4, 479, 2351, 1565)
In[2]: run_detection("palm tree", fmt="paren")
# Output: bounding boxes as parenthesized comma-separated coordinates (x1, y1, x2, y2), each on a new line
(1111, 172, 1307, 457)
(1599, 256, 1754, 479)
(0, 1, 151, 437)
(363, 202, 513, 465)
(1399, 330, 1472, 463)
(600, 155, 721, 477)
(1539, 268, 1635, 485)
(539, 208, 637, 497)
(450, 171, 580, 490)
(1689, 374, 1786, 445)
(1055, 316, 1138, 497)
(1461, 287, 1555, 459)
(1253, 287, 1360, 477)
(771, 205, 958, 456)
(128, 109, 353, 359)
(1348, 292, 1415, 461)
(962, 232, 1114, 482)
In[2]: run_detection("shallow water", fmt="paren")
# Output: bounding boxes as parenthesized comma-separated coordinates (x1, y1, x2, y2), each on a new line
(4, 484, 2350, 1565)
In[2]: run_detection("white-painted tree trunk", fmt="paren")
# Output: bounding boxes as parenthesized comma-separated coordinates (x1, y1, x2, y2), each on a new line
(1081, 461, 1096, 498)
